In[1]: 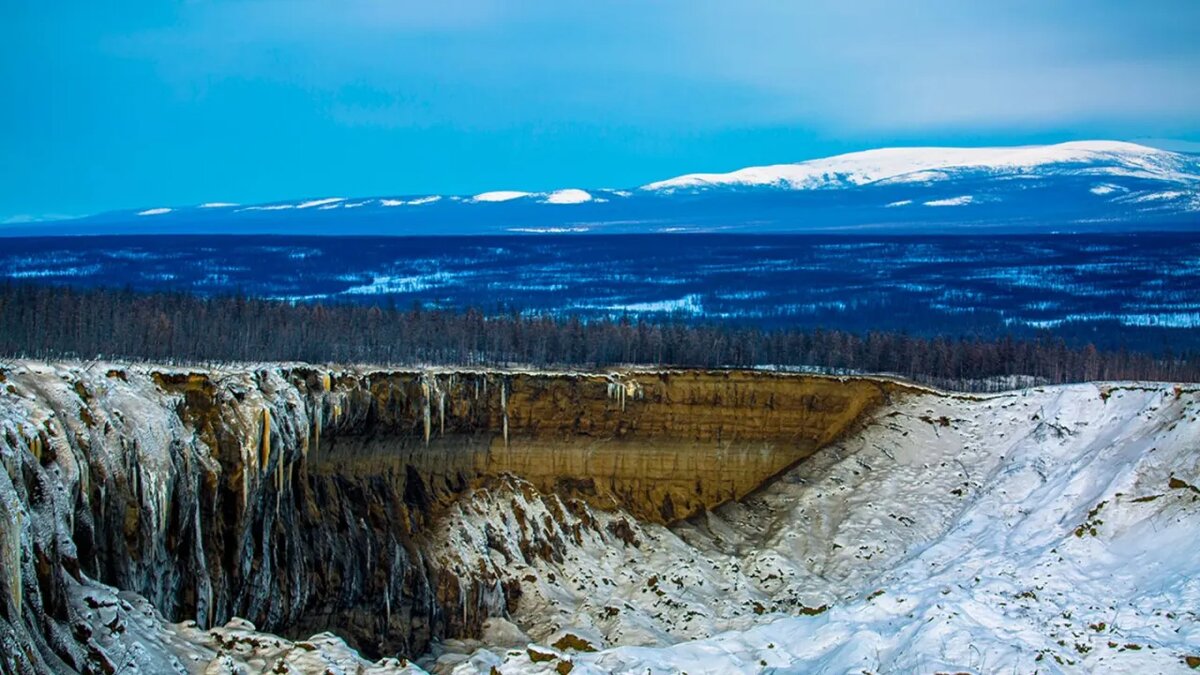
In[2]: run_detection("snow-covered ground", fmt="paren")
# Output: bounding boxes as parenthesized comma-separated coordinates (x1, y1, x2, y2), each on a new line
(423, 382, 1200, 674)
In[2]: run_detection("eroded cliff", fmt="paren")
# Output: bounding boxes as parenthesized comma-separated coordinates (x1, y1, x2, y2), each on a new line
(0, 362, 900, 673)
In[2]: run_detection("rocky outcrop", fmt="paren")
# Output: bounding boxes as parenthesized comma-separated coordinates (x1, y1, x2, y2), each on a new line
(0, 362, 902, 673)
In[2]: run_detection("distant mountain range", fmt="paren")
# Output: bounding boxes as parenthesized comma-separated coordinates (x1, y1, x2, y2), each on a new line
(9, 141, 1199, 236)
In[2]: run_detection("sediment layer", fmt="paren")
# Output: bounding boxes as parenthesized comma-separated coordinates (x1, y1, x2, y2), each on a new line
(0, 362, 902, 672)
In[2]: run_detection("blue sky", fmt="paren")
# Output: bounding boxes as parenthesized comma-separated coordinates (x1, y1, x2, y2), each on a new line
(3, 1, 1199, 221)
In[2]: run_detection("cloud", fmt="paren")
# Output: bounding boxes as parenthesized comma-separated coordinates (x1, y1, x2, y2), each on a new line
(659, 1, 1200, 132)
(102, 1, 1200, 137)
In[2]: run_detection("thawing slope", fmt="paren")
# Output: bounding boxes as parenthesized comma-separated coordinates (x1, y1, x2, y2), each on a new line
(433, 383, 1200, 674)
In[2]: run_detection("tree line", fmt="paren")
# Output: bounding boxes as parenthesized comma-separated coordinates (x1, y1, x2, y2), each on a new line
(1, 282, 1196, 391)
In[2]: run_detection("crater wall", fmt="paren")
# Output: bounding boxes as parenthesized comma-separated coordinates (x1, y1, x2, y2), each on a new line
(0, 362, 903, 672)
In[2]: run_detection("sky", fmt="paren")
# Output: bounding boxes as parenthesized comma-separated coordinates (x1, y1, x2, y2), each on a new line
(3, 1, 1199, 221)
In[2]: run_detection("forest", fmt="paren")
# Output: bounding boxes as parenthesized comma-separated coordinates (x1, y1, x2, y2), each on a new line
(1, 282, 1197, 391)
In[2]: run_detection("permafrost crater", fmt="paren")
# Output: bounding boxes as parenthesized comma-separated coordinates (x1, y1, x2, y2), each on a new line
(0, 362, 1197, 673)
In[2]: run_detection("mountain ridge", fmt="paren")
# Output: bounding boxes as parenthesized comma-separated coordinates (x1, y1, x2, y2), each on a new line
(642, 140, 1200, 191)
(7, 140, 1199, 235)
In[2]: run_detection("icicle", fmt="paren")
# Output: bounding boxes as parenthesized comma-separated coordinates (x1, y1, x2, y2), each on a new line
(313, 408, 322, 457)
(192, 504, 211, 624)
(422, 379, 432, 446)
(321, 371, 332, 392)
(276, 446, 283, 515)
(500, 378, 509, 447)
(260, 408, 272, 472)
(242, 447, 249, 506)
(439, 391, 446, 437)
(1, 505, 22, 617)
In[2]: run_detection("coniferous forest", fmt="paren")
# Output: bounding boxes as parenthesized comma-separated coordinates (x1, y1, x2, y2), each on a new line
(2, 282, 1196, 391)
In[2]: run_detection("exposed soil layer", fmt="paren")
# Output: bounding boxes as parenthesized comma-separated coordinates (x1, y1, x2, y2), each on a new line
(0, 362, 900, 672)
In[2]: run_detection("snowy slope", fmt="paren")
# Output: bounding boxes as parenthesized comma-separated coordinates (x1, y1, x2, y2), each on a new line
(426, 382, 1200, 674)
(642, 140, 1200, 191)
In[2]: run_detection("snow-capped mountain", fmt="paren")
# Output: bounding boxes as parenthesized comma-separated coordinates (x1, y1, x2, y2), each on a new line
(8, 141, 1198, 236)
(641, 140, 1200, 191)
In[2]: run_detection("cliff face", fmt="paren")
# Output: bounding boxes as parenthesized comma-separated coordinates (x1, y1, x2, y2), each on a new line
(314, 369, 894, 523)
(0, 362, 898, 672)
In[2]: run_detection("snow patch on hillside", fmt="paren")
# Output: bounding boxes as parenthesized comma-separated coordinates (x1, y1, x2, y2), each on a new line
(381, 196, 442, 207)
(542, 189, 593, 204)
(473, 191, 531, 203)
(1130, 190, 1188, 203)
(591, 295, 704, 314)
(924, 195, 974, 206)
(295, 197, 345, 209)
(508, 226, 591, 233)
(238, 203, 293, 211)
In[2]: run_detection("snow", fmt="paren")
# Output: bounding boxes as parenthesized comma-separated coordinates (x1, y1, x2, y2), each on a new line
(542, 189, 593, 204)
(1129, 190, 1188, 203)
(136, 208, 172, 216)
(198, 202, 238, 208)
(341, 273, 454, 295)
(429, 382, 1200, 674)
(473, 191, 532, 203)
(885, 199, 913, 207)
(236, 197, 345, 211)
(1090, 184, 1121, 196)
(507, 227, 591, 233)
(239, 203, 294, 211)
(642, 140, 1200, 192)
(381, 196, 442, 207)
(295, 197, 345, 209)
(582, 295, 704, 314)
(924, 195, 974, 206)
